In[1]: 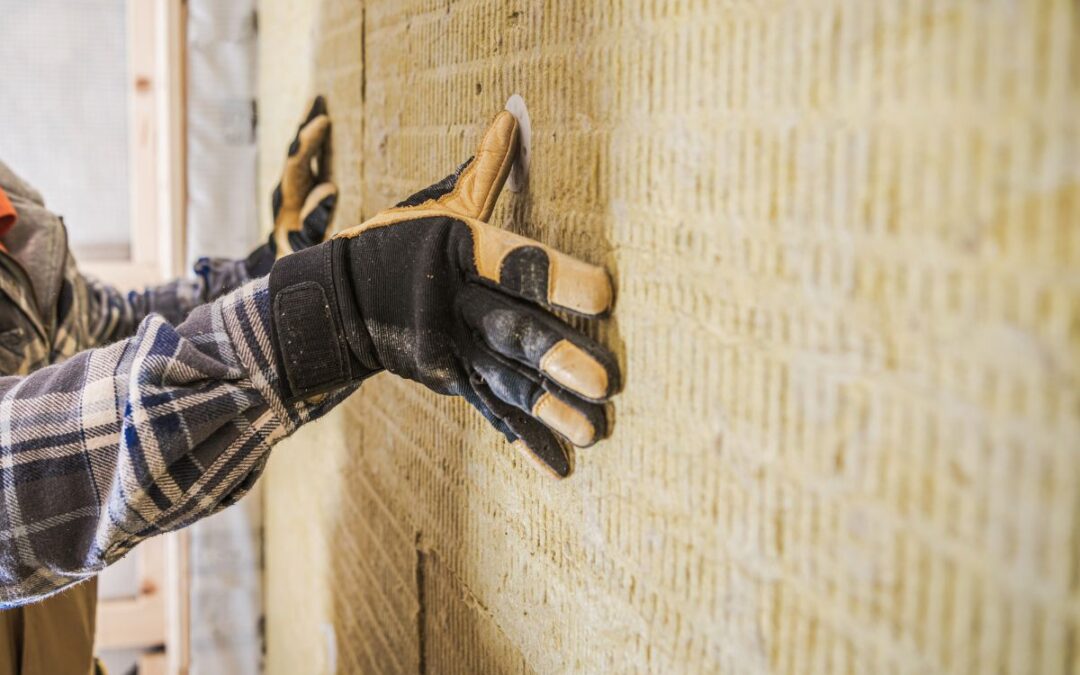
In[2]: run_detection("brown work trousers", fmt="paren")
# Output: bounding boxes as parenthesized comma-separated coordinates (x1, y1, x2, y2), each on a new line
(0, 579, 97, 675)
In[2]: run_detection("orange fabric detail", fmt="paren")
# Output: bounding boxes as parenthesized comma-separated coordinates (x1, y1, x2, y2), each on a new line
(0, 186, 14, 252)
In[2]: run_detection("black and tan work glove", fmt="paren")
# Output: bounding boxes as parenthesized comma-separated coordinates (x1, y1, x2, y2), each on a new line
(268, 111, 620, 478)
(245, 96, 338, 277)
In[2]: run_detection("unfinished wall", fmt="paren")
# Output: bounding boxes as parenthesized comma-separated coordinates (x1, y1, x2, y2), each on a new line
(258, 1, 1080, 673)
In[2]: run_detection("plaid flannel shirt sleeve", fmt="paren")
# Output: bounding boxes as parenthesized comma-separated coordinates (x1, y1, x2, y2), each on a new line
(82, 257, 253, 343)
(0, 276, 357, 607)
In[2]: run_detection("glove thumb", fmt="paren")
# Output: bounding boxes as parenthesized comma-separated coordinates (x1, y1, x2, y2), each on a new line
(394, 111, 520, 222)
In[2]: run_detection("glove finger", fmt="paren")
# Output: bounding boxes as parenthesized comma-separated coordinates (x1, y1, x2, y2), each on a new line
(469, 374, 573, 479)
(281, 114, 331, 209)
(459, 284, 618, 401)
(271, 181, 285, 221)
(434, 110, 519, 222)
(460, 377, 516, 441)
(287, 95, 329, 158)
(466, 220, 613, 316)
(272, 98, 326, 220)
(470, 346, 608, 448)
(297, 183, 339, 244)
(300, 95, 328, 129)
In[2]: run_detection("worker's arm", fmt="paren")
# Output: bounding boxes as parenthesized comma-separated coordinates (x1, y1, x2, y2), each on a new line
(79, 257, 251, 340)
(0, 110, 619, 607)
(82, 96, 337, 343)
(0, 275, 357, 608)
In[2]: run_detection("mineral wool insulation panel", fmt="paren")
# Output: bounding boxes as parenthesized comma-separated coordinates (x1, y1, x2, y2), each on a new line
(259, 1, 1080, 673)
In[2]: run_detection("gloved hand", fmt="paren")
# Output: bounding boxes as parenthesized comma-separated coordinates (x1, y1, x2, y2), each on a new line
(268, 111, 620, 478)
(245, 96, 338, 277)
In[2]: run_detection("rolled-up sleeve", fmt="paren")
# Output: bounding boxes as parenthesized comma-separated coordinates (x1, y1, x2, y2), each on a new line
(0, 276, 357, 607)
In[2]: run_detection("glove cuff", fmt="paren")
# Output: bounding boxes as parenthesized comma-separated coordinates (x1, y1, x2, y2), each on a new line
(268, 240, 374, 401)
(243, 237, 276, 278)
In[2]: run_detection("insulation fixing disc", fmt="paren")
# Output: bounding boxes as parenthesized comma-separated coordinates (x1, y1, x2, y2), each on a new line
(504, 94, 532, 192)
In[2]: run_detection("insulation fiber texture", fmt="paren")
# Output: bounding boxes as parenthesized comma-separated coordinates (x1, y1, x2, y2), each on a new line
(258, 0, 1080, 673)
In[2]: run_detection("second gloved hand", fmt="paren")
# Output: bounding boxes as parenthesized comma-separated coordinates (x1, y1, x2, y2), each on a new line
(268, 111, 620, 478)
(245, 96, 339, 277)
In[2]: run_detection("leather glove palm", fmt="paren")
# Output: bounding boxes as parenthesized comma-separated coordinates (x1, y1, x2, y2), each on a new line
(269, 112, 619, 478)
(246, 96, 338, 276)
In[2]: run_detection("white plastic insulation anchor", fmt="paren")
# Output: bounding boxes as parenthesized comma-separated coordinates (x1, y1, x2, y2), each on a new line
(504, 94, 532, 192)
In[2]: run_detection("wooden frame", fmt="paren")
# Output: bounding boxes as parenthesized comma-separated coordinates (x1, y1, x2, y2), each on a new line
(95, 538, 166, 650)
(156, 0, 188, 281)
(81, 0, 187, 286)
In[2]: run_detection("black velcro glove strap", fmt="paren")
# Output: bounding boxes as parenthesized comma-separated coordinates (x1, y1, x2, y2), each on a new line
(269, 240, 368, 401)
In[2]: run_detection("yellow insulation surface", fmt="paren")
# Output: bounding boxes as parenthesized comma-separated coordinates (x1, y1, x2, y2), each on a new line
(258, 1, 1080, 672)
